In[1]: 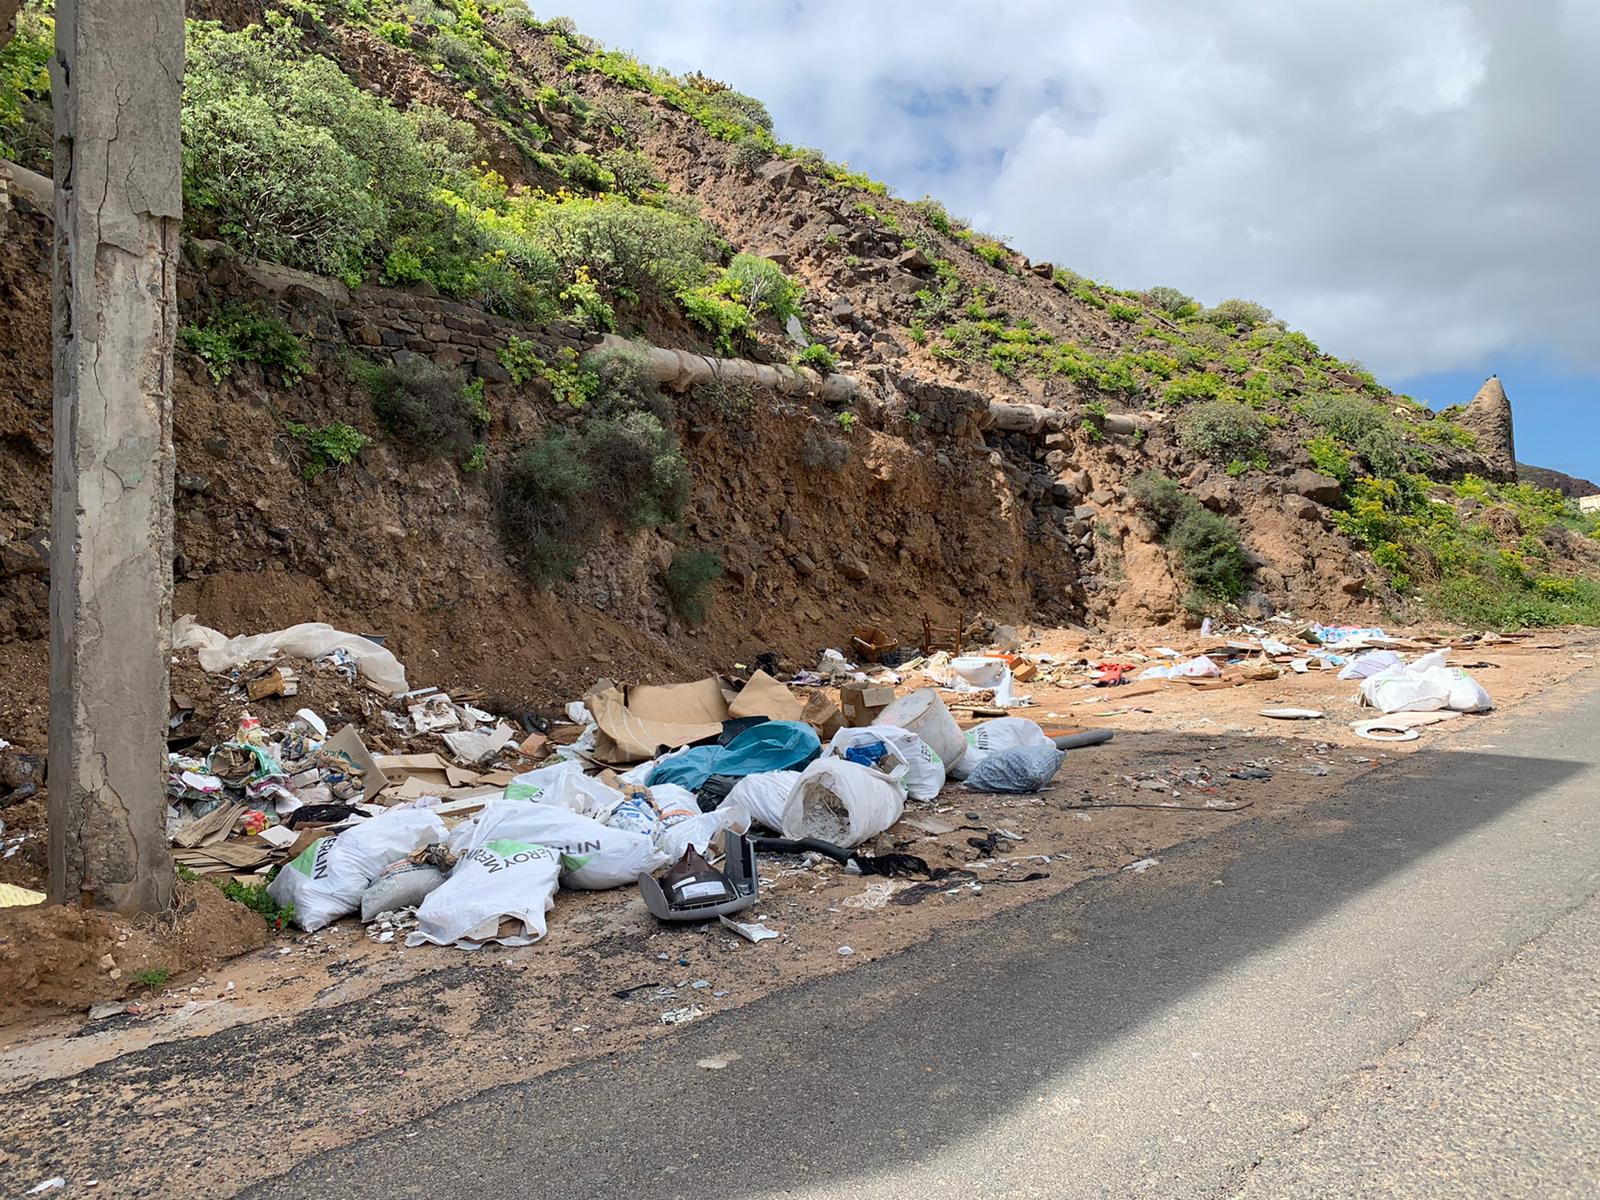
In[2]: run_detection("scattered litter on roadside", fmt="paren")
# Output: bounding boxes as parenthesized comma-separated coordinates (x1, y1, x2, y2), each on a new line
(719, 915, 779, 943)
(697, 1052, 741, 1070)
(1123, 858, 1159, 874)
(1259, 708, 1325, 721)
(836, 945, 855, 956)
(661, 1005, 702, 1025)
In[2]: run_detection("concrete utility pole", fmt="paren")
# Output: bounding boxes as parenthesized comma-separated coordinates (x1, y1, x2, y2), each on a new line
(48, 0, 183, 912)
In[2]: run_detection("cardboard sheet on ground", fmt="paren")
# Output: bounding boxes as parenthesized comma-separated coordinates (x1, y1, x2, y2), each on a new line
(728, 670, 803, 722)
(375, 753, 483, 791)
(584, 681, 724, 766)
(324, 725, 390, 803)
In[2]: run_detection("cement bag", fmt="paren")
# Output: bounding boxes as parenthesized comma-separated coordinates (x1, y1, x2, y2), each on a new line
(723, 771, 801, 833)
(1361, 651, 1493, 714)
(655, 806, 752, 861)
(268, 808, 447, 931)
(828, 726, 945, 800)
(504, 760, 622, 817)
(451, 799, 667, 890)
(947, 717, 1052, 781)
(360, 860, 445, 922)
(407, 839, 561, 948)
(784, 758, 907, 847)
(963, 745, 1065, 794)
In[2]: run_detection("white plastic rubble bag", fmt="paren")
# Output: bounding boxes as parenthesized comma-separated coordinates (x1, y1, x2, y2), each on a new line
(268, 807, 447, 931)
(827, 726, 945, 801)
(1361, 651, 1493, 714)
(963, 745, 1066, 794)
(360, 859, 446, 922)
(947, 717, 1052, 781)
(723, 770, 802, 833)
(450, 799, 668, 890)
(504, 760, 623, 817)
(1337, 650, 1402, 682)
(407, 838, 561, 948)
(172, 615, 409, 695)
(655, 806, 752, 861)
(784, 758, 907, 847)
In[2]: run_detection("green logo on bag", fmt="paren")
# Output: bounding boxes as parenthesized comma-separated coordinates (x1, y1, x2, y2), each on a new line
(288, 837, 330, 878)
(469, 839, 555, 874)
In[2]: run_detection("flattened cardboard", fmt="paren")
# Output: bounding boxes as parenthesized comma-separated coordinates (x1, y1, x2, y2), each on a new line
(374, 752, 482, 790)
(728, 670, 803, 722)
(584, 681, 724, 766)
(171, 800, 245, 849)
(626, 676, 729, 725)
(324, 724, 390, 803)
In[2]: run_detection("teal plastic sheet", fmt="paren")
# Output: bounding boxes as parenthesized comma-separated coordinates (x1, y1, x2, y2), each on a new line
(648, 721, 821, 792)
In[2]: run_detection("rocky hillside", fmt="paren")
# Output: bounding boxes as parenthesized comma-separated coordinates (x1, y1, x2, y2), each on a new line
(2, 0, 1599, 711)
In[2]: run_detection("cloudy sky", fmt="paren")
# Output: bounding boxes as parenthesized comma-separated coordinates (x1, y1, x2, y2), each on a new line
(566, 0, 1600, 483)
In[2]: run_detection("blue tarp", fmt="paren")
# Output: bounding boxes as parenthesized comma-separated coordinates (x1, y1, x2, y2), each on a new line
(648, 721, 821, 792)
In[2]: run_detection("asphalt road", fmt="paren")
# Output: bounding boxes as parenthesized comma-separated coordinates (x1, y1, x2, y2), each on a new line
(245, 676, 1600, 1200)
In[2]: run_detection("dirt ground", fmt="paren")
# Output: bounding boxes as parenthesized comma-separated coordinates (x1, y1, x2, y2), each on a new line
(0, 624, 1594, 1196)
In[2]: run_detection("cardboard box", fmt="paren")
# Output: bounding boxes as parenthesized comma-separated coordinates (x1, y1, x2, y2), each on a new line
(839, 682, 896, 727)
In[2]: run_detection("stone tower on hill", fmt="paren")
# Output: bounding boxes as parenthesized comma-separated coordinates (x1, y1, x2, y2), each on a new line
(1456, 376, 1517, 482)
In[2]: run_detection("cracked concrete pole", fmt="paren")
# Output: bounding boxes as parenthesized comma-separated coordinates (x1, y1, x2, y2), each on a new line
(48, 0, 183, 913)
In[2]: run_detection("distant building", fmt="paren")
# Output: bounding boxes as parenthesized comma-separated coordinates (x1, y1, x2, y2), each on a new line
(1581, 495, 1600, 515)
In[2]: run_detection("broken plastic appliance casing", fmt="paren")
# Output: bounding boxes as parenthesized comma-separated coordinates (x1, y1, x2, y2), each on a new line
(638, 832, 759, 922)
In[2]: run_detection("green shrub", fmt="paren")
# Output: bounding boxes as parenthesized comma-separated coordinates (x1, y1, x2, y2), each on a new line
(1147, 286, 1198, 318)
(182, 19, 473, 281)
(1302, 393, 1413, 479)
(664, 548, 723, 623)
(1107, 302, 1141, 323)
(730, 138, 771, 172)
(1199, 298, 1274, 329)
(178, 304, 310, 384)
(590, 92, 654, 145)
(585, 342, 672, 422)
(0, 2, 53, 167)
(679, 285, 755, 354)
(558, 151, 614, 191)
(496, 353, 687, 581)
(354, 355, 486, 462)
(1129, 472, 1189, 529)
(1177, 400, 1266, 462)
(132, 968, 173, 990)
(1163, 372, 1228, 406)
(499, 339, 599, 406)
(795, 343, 840, 374)
(1168, 506, 1252, 605)
(972, 239, 1011, 270)
(912, 197, 953, 235)
(286, 420, 368, 479)
(1306, 434, 1354, 484)
(1130, 472, 1251, 606)
(723, 254, 801, 322)
(597, 147, 662, 196)
(1331, 472, 1600, 627)
(515, 192, 723, 303)
(216, 877, 296, 929)
(496, 432, 595, 582)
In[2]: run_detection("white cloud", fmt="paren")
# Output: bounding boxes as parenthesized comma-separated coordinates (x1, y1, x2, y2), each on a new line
(563, 0, 1600, 380)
